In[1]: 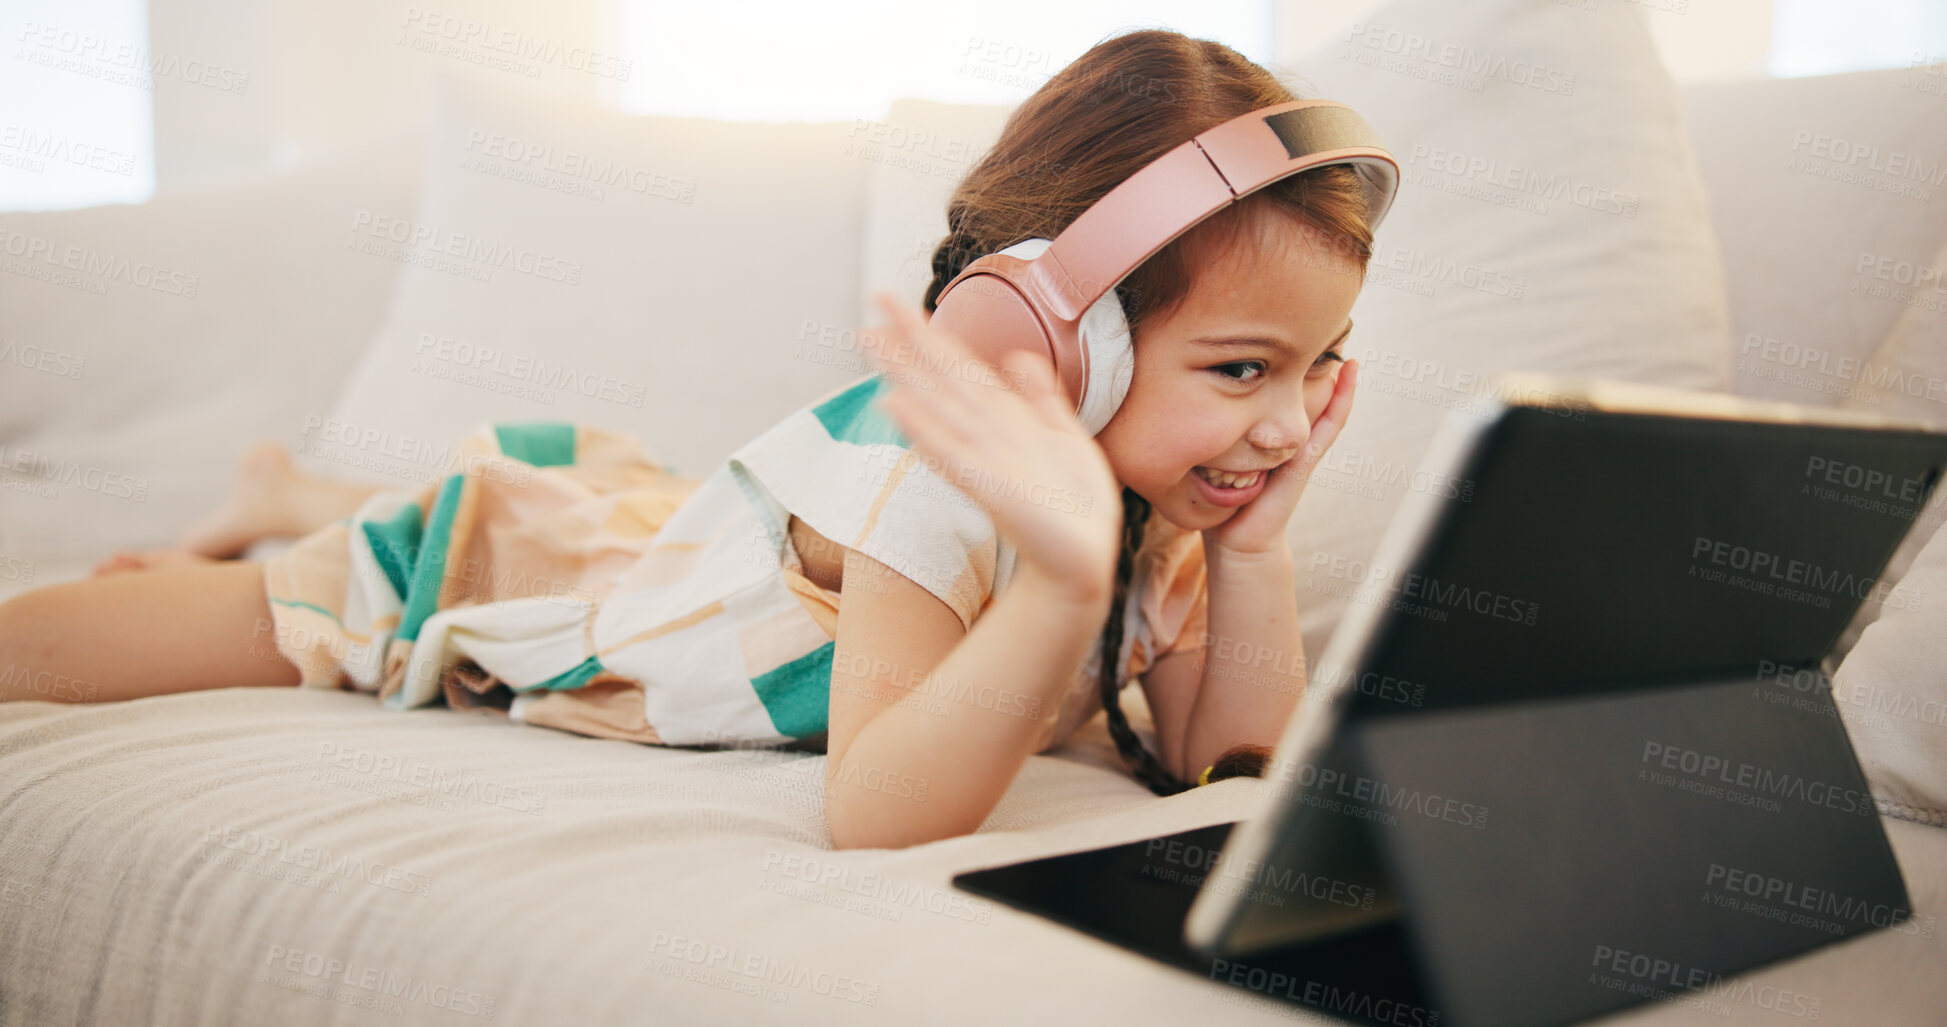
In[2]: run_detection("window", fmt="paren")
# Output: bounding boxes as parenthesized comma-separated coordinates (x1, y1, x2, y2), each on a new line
(0, 0, 155, 211)
(610, 0, 1274, 121)
(1769, 0, 1947, 77)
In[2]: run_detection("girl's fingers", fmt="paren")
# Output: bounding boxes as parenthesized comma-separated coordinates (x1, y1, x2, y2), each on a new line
(862, 323, 935, 394)
(880, 389, 978, 474)
(882, 293, 1022, 399)
(1004, 348, 1080, 435)
(1306, 359, 1360, 458)
(883, 397, 1005, 516)
(859, 315, 911, 382)
(1329, 358, 1359, 427)
(1001, 351, 1042, 407)
(864, 294, 1077, 482)
(1006, 347, 1051, 400)
(872, 342, 1002, 452)
(876, 289, 919, 330)
(883, 368, 984, 449)
(859, 316, 895, 366)
(863, 293, 941, 388)
(866, 292, 1033, 417)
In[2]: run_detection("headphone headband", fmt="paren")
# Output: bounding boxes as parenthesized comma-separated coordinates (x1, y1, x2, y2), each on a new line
(1030, 99, 1399, 321)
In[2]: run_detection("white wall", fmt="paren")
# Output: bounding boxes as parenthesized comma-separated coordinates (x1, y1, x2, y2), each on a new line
(149, 0, 613, 190)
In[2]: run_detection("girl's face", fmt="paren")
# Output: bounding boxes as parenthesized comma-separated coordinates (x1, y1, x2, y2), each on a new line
(1094, 211, 1364, 533)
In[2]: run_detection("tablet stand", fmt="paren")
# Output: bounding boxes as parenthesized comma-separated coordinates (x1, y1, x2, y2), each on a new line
(955, 670, 1909, 1026)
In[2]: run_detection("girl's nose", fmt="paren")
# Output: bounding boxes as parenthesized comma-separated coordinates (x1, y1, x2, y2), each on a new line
(1247, 405, 1310, 456)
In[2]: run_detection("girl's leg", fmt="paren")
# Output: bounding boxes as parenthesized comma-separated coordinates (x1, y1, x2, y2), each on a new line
(0, 560, 301, 703)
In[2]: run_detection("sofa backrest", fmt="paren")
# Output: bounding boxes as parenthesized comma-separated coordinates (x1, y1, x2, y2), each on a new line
(4, 63, 1943, 570)
(0, 128, 424, 561)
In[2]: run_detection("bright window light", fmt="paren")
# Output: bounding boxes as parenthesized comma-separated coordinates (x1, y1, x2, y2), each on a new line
(1770, 0, 1947, 77)
(611, 0, 1274, 122)
(0, 0, 155, 211)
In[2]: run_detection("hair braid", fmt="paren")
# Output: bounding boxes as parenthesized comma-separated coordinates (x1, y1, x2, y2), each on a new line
(1098, 487, 1195, 796)
(924, 224, 991, 316)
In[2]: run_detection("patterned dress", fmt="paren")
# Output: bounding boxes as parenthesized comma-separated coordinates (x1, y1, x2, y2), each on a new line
(260, 374, 1210, 752)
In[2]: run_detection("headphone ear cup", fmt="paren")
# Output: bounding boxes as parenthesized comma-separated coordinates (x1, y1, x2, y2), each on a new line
(927, 236, 1086, 414)
(1075, 285, 1135, 437)
(927, 266, 1056, 392)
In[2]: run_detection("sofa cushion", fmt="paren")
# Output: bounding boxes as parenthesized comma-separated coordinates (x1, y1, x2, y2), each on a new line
(1680, 64, 1947, 406)
(1834, 511, 1947, 827)
(1824, 235, 1947, 661)
(315, 70, 872, 488)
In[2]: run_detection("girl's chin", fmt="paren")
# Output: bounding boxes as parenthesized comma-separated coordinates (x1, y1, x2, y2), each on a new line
(1156, 484, 1236, 531)
(1157, 511, 1214, 534)
(1119, 479, 1235, 533)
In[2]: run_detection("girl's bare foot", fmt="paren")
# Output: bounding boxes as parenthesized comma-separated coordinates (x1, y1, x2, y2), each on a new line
(92, 549, 216, 577)
(93, 442, 380, 575)
(176, 441, 306, 559)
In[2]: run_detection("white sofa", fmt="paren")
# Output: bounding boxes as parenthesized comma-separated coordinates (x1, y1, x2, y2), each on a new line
(4, 6, 1947, 1023)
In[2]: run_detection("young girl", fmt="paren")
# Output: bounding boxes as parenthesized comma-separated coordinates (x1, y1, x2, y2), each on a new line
(0, 29, 1374, 850)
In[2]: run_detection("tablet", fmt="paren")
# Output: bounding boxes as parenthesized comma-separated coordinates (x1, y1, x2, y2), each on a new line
(1181, 370, 1947, 959)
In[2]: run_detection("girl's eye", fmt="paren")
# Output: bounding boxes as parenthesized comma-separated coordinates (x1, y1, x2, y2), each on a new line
(1212, 350, 1344, 385)
(1212, 361, 1266, 384)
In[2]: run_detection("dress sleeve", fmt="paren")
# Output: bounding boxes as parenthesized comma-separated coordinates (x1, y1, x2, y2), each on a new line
(725, 375, 1004, 632)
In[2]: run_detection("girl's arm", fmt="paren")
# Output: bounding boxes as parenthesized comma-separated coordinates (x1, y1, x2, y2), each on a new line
(1169, 546, 1306, 782)
(824, 552, 1110, 851)
(830, 291, 1124, 849)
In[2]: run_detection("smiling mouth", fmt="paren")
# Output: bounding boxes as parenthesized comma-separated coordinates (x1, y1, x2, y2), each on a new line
(1193, 466, 1263, 489)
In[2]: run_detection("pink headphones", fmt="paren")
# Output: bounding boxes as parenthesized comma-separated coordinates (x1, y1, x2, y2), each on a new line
(926, 99, 1400, 437)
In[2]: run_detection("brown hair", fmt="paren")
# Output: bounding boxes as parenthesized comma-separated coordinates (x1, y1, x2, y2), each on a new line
(922, 29, 1377, 796)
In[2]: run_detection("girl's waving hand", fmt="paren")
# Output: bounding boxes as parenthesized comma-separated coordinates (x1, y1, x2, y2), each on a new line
(860, 290, 1123, 602)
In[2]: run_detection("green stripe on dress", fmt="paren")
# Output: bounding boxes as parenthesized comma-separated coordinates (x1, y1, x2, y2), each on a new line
(812, 377, 908, 448)
(361, 503, 424, 603)
(270, 597, 345, 625)
(395, 473, 464, 643)
(750, 640, 833, 738)
(493, 423, 578, 467)
(534, 654, 605, 692)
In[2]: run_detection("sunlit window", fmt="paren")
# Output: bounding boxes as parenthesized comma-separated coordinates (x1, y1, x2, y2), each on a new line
(0, 0, 156, 212)
(1769, 0, 1947, 77)
(610, 0, 1274, 122)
